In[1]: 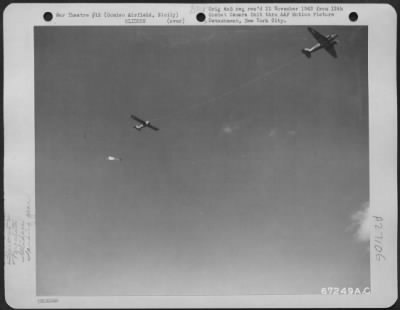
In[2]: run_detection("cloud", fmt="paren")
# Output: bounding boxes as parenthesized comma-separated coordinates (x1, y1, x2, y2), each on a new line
(268, 128, 277, 137)
(223, 126, 233, 134)
(349, 202, 370, 243)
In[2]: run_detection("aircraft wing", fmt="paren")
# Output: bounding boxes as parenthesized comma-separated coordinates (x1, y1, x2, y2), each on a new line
(325, 45, 338, 58)
(148, 124, 160, 131)
(308, 27, 329, 44)
(131, 114, 145, 124)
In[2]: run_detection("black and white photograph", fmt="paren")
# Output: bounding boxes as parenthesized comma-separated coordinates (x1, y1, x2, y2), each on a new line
(34, 25, 370, 296)
(3, 3, 397, 308)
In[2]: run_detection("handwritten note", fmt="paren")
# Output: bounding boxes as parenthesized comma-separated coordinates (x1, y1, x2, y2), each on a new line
(373, 216, 385, 262)
(5, 214, 33, 265)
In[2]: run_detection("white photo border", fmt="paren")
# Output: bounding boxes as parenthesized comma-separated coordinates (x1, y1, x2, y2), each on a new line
(3, 3, 397, 308)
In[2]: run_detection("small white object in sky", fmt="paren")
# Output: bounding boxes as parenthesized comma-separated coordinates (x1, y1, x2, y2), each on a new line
(288, 130, 297, 136)
(107, 156, 121, 161)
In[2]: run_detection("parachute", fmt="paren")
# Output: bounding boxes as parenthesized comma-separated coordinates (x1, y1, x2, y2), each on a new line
(107, 156, 121, 161)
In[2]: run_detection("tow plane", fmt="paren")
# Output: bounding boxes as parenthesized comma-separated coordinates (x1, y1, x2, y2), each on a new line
(302, 27, 338, 58)
(131, 114, 159, 131)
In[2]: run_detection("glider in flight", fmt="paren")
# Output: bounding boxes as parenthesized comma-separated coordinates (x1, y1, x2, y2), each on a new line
(131, 114, 159, 131)
(302, 27, 339, 58)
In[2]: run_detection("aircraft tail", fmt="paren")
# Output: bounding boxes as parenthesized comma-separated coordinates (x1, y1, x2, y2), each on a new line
(302, 49, 312, 58)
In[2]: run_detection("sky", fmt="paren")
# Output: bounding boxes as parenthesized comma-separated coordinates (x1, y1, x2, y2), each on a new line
(35, 26, 369, 296)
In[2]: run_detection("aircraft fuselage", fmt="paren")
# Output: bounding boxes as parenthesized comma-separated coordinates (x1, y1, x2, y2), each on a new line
(302, 28, 339, 58)
(307, 34, 338, 53)
(131, 114, 160, 132)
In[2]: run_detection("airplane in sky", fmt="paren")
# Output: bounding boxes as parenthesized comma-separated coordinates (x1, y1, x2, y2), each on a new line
(302, 27, 339, 58)
(131, 114, 159, 131)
